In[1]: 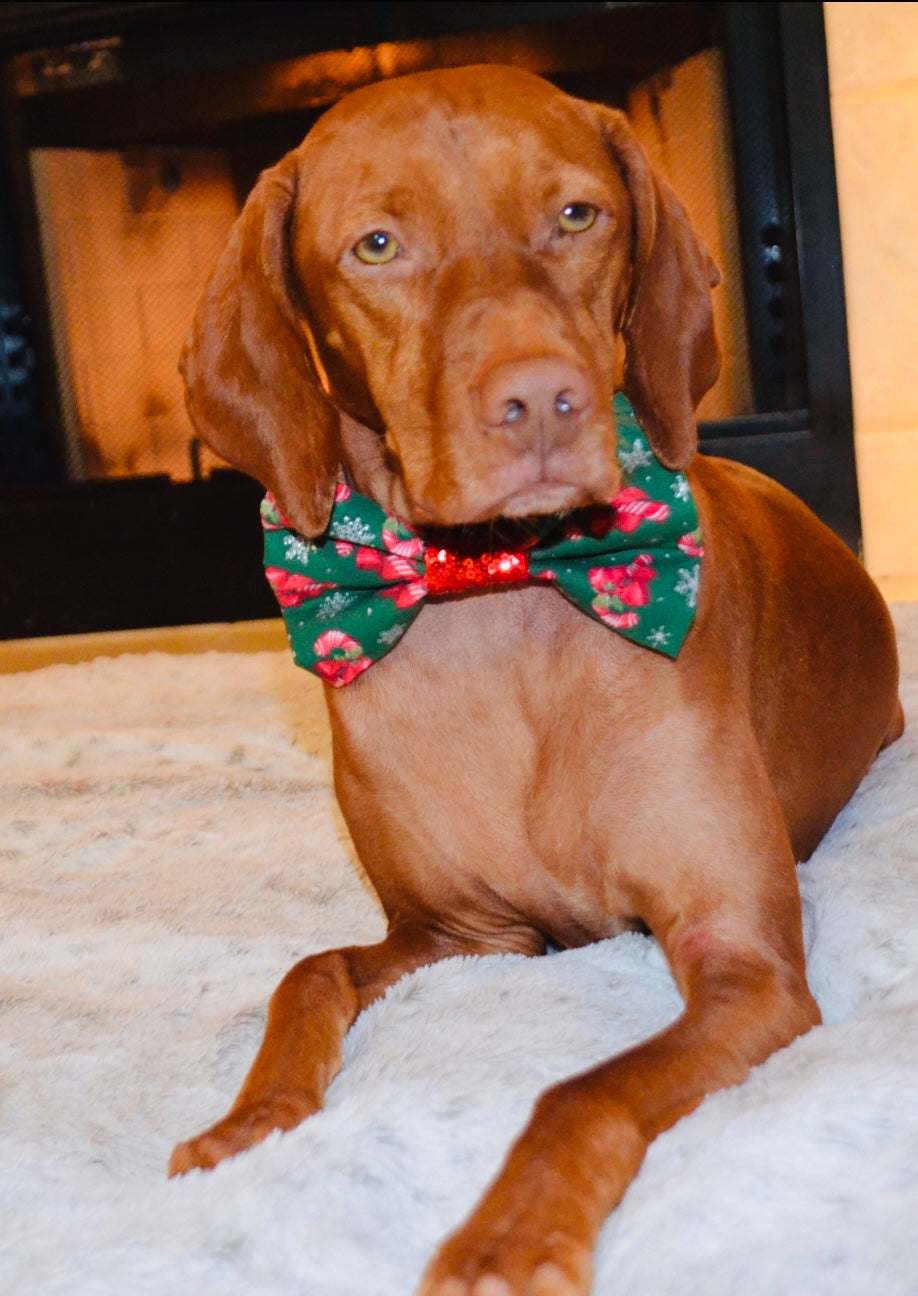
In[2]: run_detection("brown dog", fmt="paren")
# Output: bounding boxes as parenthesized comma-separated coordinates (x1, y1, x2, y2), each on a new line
(170, 65, 902, 1296)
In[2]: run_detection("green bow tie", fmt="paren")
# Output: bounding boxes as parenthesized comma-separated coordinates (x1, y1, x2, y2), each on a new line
(263, 394, 702, 686)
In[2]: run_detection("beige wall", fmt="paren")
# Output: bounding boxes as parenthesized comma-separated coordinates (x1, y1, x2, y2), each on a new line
(825, 2, 918, 595)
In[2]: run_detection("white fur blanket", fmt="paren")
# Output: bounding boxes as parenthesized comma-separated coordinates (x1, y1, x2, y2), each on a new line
(3, 605, 918, 1296)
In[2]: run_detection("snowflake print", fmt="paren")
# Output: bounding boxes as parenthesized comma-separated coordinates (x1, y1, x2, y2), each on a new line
(283, 534, 318, 564)
(675, 566, 700, 608)
(619, 436, 654, 474)
(377, 624, 407, 648)
(670, 476, 691, 502)
(333, 515, 378, 545)
(316, 590, 358, 621)
(647, 626, 671, 649)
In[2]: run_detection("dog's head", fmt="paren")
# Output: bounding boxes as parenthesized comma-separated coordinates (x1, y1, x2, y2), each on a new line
(181, 65, 720, 535)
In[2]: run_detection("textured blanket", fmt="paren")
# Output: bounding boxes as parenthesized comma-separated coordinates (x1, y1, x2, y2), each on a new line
(2, 605, 917, 1296)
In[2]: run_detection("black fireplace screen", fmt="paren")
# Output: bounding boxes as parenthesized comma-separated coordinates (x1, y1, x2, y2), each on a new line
(0, 1, 856, 638)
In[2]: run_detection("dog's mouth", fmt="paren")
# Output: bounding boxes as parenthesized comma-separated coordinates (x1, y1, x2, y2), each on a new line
(417, 497, 620, 557)
(487, 479, 607, 521)
(413, 478, 618, 532)
(405, 465, 620, 531)
(376, 401, 623, 531)
(418, 515, 548, 555)
(405, 481, 613, 537)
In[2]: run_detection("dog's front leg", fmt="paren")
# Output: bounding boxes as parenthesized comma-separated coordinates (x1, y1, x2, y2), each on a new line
(169, 923, 461, 1175)
(418, 891, 820, 1296)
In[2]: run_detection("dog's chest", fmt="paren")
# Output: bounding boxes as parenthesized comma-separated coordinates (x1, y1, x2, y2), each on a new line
(326, 586, 669, 943)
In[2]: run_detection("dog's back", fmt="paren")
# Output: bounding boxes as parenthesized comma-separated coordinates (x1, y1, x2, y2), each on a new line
(688, 454, 901, 861)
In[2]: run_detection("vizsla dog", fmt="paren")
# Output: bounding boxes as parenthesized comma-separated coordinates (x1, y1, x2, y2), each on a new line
(170, 65, 902, 1296)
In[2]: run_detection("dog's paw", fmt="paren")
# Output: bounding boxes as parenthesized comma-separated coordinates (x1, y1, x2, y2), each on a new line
(418, 1264, 587, 1296)
(417, 1217, 592, 1296)
(168, 1095, 313, 1176)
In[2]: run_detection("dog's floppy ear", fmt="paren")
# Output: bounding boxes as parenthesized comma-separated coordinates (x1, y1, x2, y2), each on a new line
(180, 151, 339, 537)
(598, 108, 720, 470)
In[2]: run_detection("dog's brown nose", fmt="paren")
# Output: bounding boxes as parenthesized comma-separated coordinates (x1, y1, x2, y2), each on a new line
(477, 357, 590, 447)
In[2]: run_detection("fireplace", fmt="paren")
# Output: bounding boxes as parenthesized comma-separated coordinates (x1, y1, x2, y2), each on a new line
(0, 1, 855, 638)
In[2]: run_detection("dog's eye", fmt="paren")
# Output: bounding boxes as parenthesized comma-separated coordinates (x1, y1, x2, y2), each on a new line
(353, 231, 400, 264)
(557, 203, 598, 234)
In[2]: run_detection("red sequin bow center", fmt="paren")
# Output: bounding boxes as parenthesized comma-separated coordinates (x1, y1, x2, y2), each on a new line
(424, 546, 531, 596)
